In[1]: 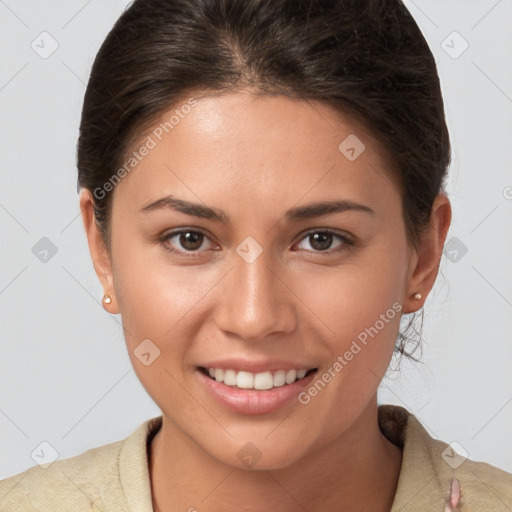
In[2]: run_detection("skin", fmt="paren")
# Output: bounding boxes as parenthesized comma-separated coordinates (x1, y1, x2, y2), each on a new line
(80, 89, 451, 511)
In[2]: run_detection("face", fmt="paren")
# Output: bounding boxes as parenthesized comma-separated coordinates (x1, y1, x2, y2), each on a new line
(83, 90, 427, 469)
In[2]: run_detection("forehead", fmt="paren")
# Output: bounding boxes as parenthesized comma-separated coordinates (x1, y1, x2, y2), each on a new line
(112, 90, 400, 214)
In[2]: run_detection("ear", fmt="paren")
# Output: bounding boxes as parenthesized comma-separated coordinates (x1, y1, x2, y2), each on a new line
(403, 192, 452, 314)
(79, 188, 120, 314)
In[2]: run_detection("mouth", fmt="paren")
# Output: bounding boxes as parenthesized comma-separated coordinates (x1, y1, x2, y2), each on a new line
(198, 366, 318, 391)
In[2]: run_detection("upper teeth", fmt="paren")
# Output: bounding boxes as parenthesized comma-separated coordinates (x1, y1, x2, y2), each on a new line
(206, 368, 309, 390)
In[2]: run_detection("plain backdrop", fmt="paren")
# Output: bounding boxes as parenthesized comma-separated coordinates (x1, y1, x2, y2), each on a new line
(0, 0, 511, 480)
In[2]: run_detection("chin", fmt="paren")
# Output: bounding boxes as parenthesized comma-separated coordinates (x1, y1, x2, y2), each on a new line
(201, 436, 312, 472)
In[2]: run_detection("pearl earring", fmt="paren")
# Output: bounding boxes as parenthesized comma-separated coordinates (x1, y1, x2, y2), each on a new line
(103, 294, 112, 304)
(413, 292, 422, 300)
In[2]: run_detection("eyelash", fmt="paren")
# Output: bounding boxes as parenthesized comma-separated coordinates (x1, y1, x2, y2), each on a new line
(159, 228, 355, 258)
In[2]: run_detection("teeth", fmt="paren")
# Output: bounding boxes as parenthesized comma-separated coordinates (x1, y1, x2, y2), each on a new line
(285, 369, 297, 384)
(223, 369, 237, 386)
(236, 371, 254, 389)
(273, 370, 286, 387)
(254, 371, 273, 390)
(205, 367, 312, 390)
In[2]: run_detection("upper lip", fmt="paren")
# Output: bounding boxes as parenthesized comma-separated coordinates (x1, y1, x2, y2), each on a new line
(198, 359, 317, 374)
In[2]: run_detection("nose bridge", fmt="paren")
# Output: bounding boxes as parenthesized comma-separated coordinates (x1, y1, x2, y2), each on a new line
(215, 242, 295, 340)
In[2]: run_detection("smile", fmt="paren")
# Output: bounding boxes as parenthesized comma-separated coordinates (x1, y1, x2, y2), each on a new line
(200, 367, 317, 390)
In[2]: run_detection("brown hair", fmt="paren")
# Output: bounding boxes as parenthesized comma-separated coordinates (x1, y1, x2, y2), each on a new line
(77, 0, 451, 361)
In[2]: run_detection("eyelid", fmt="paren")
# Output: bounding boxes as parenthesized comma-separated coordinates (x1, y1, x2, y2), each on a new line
(295, 227, 354, 243)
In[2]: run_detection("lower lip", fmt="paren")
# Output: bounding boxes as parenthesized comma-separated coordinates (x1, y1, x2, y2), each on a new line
(196, 369, 317, 415)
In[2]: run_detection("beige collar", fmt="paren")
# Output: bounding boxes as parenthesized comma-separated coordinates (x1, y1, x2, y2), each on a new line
(116, 405, 511, 511)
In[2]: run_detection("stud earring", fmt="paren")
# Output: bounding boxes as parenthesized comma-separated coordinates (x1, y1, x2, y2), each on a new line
(412, 292, 422, 300)
(103, 294, 112, 304)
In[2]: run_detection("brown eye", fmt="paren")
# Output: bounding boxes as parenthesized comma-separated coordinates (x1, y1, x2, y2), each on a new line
(161, 230, 214, 255)
(295, 230, 354, 254)
(178, 231, 204, 251)
(308, 232, 333, 251)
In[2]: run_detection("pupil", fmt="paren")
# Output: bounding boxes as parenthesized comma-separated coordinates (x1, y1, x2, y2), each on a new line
(310, 233, 332, 251)
(181, 232, 202, 250)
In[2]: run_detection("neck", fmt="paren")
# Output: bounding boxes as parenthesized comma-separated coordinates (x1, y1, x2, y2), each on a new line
(149, 397, 402, 512)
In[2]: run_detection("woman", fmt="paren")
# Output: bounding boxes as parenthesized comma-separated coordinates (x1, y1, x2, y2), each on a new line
(1, 0, 510, 510)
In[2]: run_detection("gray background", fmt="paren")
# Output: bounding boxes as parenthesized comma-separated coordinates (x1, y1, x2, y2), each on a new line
(1, 0, 511, 479)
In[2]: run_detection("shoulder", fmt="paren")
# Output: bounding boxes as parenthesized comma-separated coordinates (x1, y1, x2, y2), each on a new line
(454, 458, 512, 510)
(0, 438, 123, 511)
(423, 427, 512, 511)
(0, 416, 161, 512)
(378, 404, 512, 512)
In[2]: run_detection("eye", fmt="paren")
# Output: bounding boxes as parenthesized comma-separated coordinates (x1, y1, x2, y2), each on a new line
(159, 228, 354, 258)
(294, 230, 354, 253)
(160, 229, 216, 256)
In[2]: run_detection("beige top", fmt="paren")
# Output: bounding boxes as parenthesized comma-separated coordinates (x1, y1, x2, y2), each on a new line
(1, 404, 511, 511)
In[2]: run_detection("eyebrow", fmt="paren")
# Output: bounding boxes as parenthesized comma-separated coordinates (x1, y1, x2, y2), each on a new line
(139, 195, 375, 223)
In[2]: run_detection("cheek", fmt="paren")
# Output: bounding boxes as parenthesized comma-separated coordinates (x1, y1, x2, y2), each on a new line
(288, 239, 408, 410)
(291, 257, 405, 431)
(110, 247, 212, 409)
(111, 243, 223, 351)
(295, 244, 406, 345)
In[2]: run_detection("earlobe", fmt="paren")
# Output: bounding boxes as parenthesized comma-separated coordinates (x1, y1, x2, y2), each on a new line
(78, 188, 120, 314)
(403, 193, 452, 314)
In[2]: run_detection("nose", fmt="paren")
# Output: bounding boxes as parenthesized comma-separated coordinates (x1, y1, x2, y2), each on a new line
(213, 248, 297, 341)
